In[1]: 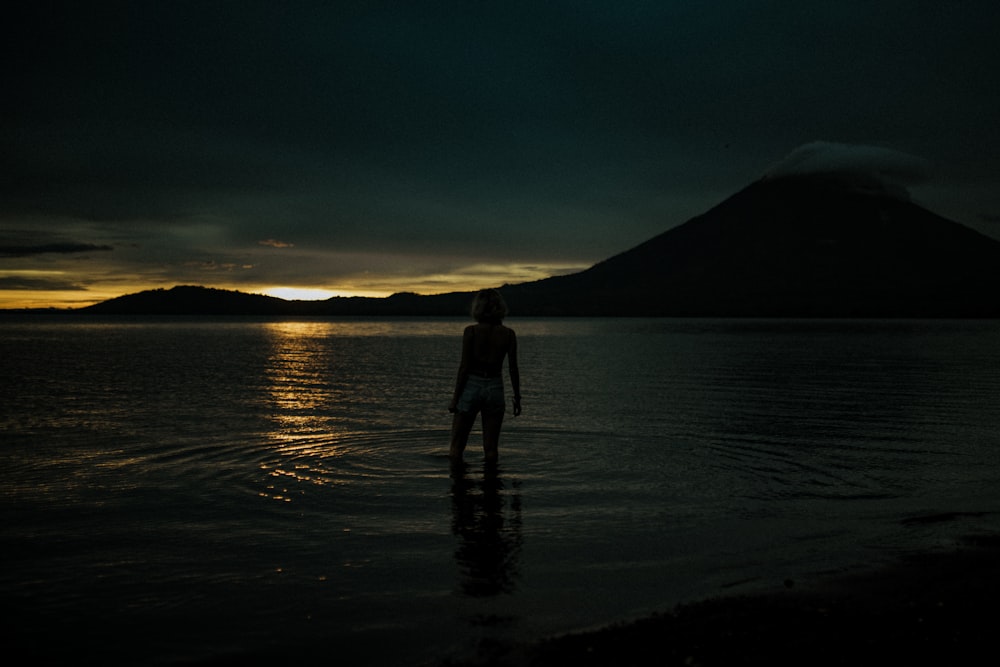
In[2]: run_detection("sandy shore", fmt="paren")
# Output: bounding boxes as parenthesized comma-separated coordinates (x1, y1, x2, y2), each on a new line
(439, 533, 1000, 667)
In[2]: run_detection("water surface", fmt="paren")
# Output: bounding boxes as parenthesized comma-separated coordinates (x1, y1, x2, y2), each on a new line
(3, 316, 1000, 665)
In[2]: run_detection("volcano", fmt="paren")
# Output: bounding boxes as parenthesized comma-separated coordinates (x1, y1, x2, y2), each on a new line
(501, 175, 1000, 317)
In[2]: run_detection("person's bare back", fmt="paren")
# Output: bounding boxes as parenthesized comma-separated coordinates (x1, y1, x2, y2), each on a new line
(449, 290, 521, 463)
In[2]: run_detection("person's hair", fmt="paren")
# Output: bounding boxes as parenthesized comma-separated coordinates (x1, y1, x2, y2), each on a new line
(471, 288, 508, 323)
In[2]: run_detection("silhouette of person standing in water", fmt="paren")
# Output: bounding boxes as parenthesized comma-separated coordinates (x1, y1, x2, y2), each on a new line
(449, 289, 521, 463)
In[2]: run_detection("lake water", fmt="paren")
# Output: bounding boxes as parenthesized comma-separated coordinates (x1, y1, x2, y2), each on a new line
(3, 316, 1000, 665)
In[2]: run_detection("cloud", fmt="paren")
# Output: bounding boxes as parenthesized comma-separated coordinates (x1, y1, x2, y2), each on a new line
(763, 142, 933, 200)
(0, 274, 89, 291)
(0, 242, 114, 258)
(258, 239, 295, 248)
(184, 260, 252, 272)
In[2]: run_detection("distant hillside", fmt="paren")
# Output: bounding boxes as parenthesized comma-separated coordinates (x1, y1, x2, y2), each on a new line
(80, 177, 1000, 317)
(81, 285, 476, 316)
(82, 286, 293, 315)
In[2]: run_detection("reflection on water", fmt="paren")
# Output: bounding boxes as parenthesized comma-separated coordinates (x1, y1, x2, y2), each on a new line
(450, 462, 523, 597)
(259, 321, 348, 502)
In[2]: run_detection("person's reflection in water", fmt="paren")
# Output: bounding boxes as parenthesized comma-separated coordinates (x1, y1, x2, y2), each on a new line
(450, 460, 523, 597)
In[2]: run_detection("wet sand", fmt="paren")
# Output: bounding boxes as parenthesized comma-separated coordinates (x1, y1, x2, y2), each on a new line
(441, 533, 1000, 667)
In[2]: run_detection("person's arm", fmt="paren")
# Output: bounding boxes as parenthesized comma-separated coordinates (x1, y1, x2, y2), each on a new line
(449, 326, 474, 412)
(508, 329, 521, 416)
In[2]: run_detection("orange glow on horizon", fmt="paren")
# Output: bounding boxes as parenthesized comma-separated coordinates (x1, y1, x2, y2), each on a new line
(260, 287, 390, 301)
(0, 262, 589, 310)
(0, 289, 111, 310)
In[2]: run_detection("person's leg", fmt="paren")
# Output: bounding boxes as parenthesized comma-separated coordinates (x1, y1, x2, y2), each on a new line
(481, 409, 504, 464)
(450, 411, 476, 460)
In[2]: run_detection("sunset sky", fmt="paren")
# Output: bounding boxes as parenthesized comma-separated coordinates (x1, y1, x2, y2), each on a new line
(3, 1, 1000, 308)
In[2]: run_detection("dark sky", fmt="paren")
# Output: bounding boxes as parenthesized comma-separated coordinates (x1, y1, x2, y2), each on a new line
(4, 1, 1000, 306)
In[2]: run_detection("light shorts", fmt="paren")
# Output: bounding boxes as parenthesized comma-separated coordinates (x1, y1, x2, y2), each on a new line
(456, 374, 506, 415)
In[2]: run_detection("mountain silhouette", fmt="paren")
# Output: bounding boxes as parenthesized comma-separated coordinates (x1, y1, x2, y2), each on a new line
(82, 285, 291, 315)
(81, 285, 472, 316)
(81, 176, 1000, 317)
(503, 175, 1000, 316)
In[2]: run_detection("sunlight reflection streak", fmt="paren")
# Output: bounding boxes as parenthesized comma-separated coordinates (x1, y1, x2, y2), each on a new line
(258, 322, 354, 502)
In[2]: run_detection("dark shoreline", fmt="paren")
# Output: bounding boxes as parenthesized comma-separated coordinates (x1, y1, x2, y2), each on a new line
(440, 533, 1000, 667)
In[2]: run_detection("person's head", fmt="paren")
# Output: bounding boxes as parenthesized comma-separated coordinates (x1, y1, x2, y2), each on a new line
(471, 289, 508, 324)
